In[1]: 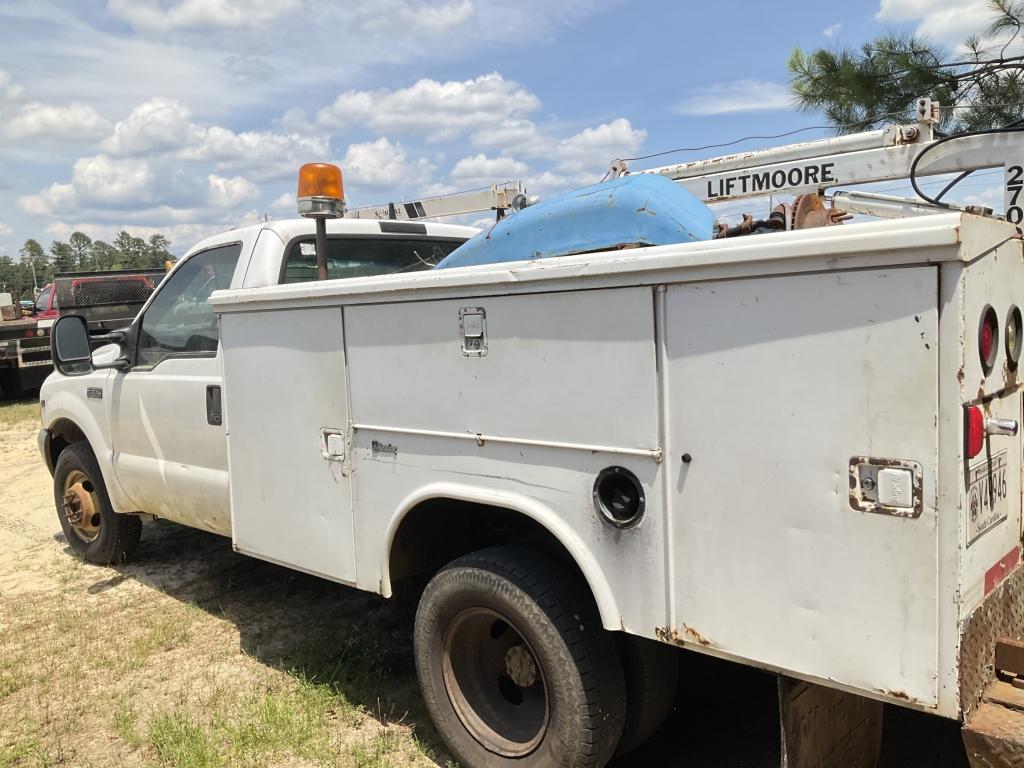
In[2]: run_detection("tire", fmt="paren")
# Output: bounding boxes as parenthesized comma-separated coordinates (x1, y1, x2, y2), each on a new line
(613, 634, 679, 756)
(53, 441, 141, 564)
(414, 546, 626, 768)
(0, 370, 23, 399)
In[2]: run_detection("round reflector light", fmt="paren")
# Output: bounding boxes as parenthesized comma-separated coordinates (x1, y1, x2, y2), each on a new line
(1007, 306, 1022, 369)
(980, 305, 999, 375)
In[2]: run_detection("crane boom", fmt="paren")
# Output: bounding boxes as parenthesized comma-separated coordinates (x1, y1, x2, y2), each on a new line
(345, 181, 530, 221)
(611, 98, 1024, 225)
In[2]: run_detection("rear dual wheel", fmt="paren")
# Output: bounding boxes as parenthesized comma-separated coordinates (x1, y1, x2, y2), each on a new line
(415, 546, 626, 768)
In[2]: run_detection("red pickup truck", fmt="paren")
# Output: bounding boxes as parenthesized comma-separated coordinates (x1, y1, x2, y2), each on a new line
(0, 270, 165, 397)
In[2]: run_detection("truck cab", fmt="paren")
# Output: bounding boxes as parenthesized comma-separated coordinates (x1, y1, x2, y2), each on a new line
(38, 216, 475, 541)
(30, 283, 59, 320)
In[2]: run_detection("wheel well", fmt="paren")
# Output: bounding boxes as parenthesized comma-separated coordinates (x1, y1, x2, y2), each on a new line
(389, 499, 588, 593)
(48, 418, 89, 469)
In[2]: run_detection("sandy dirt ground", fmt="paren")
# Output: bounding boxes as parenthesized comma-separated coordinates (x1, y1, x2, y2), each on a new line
(0, 402, 971, 767)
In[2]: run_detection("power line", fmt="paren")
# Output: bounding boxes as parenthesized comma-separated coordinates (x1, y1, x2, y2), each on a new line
(620, 114, 910, 164)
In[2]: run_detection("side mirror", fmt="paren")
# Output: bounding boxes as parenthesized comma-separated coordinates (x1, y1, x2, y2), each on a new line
(51, 315, 93, 376)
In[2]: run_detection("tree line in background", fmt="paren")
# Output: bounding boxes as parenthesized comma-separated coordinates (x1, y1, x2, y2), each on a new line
(0, 230, 174, 299)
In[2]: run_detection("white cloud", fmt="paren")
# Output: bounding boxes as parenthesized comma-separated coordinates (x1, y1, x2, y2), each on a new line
(450, 154, 529, 184)
(72, 155, 154, 206)
(207, 174, 259, 208)
(317, 73, 540, 141)
(270, 192, 295, 210)
(824, 22, 842, 37)
(0, 69, 109, 144)
(0, 223, 12, 237)
(18, 183, 77, 216)
(101, 97, 328, 181)
(342, 137, 433, 191)
(183, 126, 328, 181)
(552, 118, 646, 173)
(0, 70, 25, 104)
(342, 0, 475, 38)
(107, 0, 302, 30)
(103, 97, 195, 155)
(674, 80, 793, 116)
(962, 184, 1004, 212)
(467, 116, 645, 177)
(6, 102, 110, 142)
(44, 221, 112, 241)
(400, 0, 475, 32)
(876, 0, 990, 45)
(471, 119, 548, 155)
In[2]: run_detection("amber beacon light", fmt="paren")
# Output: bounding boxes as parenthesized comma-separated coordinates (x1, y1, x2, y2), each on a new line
(296, 162, 345, 280)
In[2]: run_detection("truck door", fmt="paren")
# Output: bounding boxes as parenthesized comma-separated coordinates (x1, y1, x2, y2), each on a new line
(108, 243, 243, 535)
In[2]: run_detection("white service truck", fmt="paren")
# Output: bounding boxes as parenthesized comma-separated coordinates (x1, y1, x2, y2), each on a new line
(38, 112, 1024, 767)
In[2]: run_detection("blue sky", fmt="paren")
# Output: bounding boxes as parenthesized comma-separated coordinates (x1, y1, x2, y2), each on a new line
(0, 0, 1004, 255)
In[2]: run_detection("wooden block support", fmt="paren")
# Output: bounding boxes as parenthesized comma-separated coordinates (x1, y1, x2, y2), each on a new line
(996, 639, 1024, 678)
(778, 676, 883, 768)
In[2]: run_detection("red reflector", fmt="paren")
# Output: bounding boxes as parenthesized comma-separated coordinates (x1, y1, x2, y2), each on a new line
(980, 305, 999, 374)
(966, 405, 985, 459)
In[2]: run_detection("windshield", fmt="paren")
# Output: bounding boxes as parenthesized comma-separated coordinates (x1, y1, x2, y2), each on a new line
(281, 237, 465, 284)
(34, 286, 51, 312)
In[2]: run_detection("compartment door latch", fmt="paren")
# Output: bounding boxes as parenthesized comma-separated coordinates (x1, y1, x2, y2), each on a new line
(459, 307, 487, 357)
(848, 457, 924, 518)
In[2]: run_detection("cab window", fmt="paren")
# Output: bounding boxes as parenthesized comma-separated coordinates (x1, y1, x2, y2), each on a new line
(281, 237, 465, 283)
(135, 244, 241, 368)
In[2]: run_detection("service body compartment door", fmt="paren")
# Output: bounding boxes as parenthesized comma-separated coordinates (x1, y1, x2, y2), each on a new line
(220, 306, 355, 583)
(665, 267, 939, 705)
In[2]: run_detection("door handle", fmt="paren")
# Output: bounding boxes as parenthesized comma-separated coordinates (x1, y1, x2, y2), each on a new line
(206, 385, 222, 426)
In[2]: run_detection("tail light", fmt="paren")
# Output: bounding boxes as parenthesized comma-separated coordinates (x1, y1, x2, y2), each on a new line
(1007, 306, 1022, 369)
(980, 305, 999, 375)
(966, 405, 985, 459)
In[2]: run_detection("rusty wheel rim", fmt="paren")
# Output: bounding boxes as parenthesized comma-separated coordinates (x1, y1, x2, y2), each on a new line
(441, 607, 549, 757)
(62, 469, 101, 544)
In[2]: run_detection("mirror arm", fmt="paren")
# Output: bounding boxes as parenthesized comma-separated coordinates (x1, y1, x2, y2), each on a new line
(90, 329, 127, 345)
(94, 358, 130, 373)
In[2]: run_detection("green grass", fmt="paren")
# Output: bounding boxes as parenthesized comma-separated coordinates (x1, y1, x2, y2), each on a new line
(143, 686, 342, 767)
(113, 697, 142, 749)
(0, 398, 38, 427)
(148, 710, 221, 768)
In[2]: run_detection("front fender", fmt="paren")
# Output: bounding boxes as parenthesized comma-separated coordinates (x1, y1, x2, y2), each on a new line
(382, 481, 622, 630)
(40, 372, 137, 513)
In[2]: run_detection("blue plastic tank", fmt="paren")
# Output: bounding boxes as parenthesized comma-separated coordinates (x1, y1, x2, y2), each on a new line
(435, 174, 713, 269)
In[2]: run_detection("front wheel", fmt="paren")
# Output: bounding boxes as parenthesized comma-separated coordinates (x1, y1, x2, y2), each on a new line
(414, 546, 625, 768)
(53, 441, 141, 564)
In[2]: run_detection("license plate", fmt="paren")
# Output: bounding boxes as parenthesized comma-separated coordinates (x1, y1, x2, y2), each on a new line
(968, 450, 1009, 547)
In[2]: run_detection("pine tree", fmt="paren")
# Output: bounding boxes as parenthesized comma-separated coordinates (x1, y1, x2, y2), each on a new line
(68, 231, 94, 270)
(789, 0, 1024, 133)
(50, 241, 77, 274)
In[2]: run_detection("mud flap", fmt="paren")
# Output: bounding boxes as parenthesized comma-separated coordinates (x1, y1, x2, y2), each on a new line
(778, 676, 883, 768)
(963, 681, 1024, 767)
